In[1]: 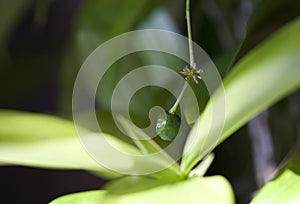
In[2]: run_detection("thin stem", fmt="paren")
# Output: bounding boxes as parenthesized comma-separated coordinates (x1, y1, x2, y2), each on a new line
(186, 0, 195, 67)
(169, 83, 188, 114)
(169, 0, 195, 114)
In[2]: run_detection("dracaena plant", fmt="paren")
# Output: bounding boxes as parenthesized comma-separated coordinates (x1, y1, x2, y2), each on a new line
(1, 0, 300, 203)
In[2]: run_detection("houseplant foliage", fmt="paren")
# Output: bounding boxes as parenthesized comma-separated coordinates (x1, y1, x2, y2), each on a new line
(0, 0, 300, 203)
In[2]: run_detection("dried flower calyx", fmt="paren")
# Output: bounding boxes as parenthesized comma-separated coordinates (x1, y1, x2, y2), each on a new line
(180, 63, 203, 84)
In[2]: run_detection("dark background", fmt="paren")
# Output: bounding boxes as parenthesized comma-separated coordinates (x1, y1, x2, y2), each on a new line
(0, 0, 299, 203)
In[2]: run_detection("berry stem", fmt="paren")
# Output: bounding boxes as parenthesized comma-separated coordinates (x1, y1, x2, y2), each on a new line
(169, 83, 188, 114)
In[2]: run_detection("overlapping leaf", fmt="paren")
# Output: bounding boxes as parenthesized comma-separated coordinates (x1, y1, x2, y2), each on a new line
(181, 17, 300, 174)
(0, 110, 181, 180)
(50, 175, 234, 204)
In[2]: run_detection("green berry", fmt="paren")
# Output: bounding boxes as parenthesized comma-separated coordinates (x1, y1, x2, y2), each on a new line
(156, 111, 181, 141)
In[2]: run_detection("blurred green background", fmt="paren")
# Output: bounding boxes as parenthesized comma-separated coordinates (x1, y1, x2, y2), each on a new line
(0, 0, 299, 203)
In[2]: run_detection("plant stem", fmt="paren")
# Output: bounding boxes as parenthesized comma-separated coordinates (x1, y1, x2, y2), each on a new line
(186, 0, 195, 67)
(169, 83, 188, 114)
(169, 0, 195, 114)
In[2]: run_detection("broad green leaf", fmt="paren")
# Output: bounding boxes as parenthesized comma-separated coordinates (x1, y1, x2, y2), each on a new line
(50, 176, 230, 204)
(0, 110, 181, 180)
(103, 175, 234, 204)
(251, 151, 300, 204)
(49, 190, 106, 204)
(0, 110, 123, 178)
(0, 110, 77, 143)
(181, 17, 300, 174)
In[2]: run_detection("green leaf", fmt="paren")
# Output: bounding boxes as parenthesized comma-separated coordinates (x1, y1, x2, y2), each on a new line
(0, 110, 181, 180)
(49, 176, 233, 204)
(104, 176, 170, 195)
(49, 190, 106, 204)
(0, 110, 77, 143)
(251, 151, 300, 204)
(103, 175, 235, 204)
(181, 17, 300, 174)
(0, 110, 133, 178)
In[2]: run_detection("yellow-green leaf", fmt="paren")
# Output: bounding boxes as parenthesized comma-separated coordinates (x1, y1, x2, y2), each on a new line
(103, 175, 234, 204)
(181, 17, 300, 174)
